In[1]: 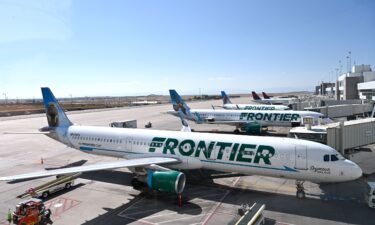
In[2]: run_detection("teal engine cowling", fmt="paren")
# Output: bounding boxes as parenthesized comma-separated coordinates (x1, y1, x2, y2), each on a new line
(147, 170, 186, 194)
(244, 123, 262, 134)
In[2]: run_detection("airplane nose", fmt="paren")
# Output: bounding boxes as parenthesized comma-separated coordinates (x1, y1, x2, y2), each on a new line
(351, 165, 363, 180)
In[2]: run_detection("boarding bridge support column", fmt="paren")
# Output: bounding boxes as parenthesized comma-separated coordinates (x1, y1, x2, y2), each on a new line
(339, 121, 344, 155)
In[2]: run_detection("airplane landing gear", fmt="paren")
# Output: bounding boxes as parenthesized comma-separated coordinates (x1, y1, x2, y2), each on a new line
(131, 177, 142, 189)
(296, 180, 305, 199)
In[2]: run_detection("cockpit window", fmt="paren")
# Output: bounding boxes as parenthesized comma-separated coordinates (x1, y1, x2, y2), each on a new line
(337, 154, 345, 160)
(331, 154, 339, 162)
(323, 154, 329, 162)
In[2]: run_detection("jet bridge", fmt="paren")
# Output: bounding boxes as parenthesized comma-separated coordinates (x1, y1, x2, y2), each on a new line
(289, 118, 375, 155)
(304, 103, 373, 118)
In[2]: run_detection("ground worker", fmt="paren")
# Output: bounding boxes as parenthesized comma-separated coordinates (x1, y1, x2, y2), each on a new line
(7, 208, 12, 224)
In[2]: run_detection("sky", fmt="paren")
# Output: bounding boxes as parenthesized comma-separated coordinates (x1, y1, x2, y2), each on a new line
(0, 0, 374, 99)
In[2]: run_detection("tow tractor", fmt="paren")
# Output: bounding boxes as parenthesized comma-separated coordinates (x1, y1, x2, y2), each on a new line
(12, 198, 52, 225)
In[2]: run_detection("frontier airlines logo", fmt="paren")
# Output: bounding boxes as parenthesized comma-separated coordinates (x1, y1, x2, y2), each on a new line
(239, 112, 300, 122)
(149, 137, 275, 165)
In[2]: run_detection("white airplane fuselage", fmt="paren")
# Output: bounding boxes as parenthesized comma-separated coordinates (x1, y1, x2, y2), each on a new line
(167, 109, 324, 127)
(52, 125, 362, 183)
(253, 98, 293, 105)
(223, 104, 290, 110)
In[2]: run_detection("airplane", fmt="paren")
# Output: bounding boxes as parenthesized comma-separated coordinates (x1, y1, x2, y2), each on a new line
(252, 91, 294, 105)
(262, 91, 297, 101)
(0, 87, 362, 199)
(220, 91, 290, 110)
(168, 90, 326, 134)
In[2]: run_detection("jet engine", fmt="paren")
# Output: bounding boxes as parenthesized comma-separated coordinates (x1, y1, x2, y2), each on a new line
(147, 170, 186, 194)
(244, 123, 262, 134)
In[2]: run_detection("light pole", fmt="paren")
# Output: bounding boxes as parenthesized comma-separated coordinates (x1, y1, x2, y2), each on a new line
(2, 93, 7, 104)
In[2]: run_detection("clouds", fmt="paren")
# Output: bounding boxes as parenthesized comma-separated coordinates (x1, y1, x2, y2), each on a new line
(0, 0, 72, 43)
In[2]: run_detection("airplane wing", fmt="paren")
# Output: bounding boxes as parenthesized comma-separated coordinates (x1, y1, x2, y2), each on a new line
(0, 157, 179, 181)
(3, 132, 51, 134)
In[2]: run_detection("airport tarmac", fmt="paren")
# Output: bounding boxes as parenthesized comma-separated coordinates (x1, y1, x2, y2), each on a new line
(0, 96, 374, 225)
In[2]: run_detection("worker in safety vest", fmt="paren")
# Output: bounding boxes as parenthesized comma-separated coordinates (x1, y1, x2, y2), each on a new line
(7, 208, 12, 224)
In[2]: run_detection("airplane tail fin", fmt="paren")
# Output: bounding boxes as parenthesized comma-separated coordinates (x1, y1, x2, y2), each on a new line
(169, 90, 194, 119)
(262, 92, 271, 99)
(41, 87, 73, 128)
(251, 91, 262, 100)
(221, 91, 232, 105)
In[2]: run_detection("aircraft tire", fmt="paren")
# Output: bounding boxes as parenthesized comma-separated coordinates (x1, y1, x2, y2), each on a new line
(131, 177, 142, 189)
(42, 191, 49, 199)
(296, 190, 305, 199)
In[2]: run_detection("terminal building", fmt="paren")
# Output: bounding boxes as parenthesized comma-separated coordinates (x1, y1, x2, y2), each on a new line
(315, 64, 375, 100)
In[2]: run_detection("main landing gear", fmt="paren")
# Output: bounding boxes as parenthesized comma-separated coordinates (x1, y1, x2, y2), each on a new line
(131, 177, 143, 189)
(296, 180, 305, 199)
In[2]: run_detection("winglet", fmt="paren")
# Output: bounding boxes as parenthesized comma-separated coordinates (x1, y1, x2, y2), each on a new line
(221, 91, 232, 105)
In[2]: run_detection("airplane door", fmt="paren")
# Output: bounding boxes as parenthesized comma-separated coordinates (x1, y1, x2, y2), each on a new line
(125, 137, 132, 152)
(295, 145, 307, 170)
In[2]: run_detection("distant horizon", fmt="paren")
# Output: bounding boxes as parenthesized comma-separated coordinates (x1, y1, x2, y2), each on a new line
(1, 89, 313, 100)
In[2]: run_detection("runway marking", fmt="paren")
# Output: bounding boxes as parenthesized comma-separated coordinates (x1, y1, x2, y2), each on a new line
(202, 176, 241, 225)
(142, 206, 212, 220)
(44, 197, 81, 220)
(118, 185, 230, 224)
(157, 213, 209, 224)
(189, 193, 228, 204)
(306, 193, 363, 203)
(275, 221, 295, 225)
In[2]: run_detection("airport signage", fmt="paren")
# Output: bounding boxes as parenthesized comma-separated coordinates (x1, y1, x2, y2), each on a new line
(149, 137, 275, 165)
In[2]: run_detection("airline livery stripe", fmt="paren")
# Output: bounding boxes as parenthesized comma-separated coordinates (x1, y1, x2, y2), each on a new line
(79, 146, 298, 173)
(79, 146, 141, 154)
(80, 146, 93, 151)
(200, 160, 299, 172)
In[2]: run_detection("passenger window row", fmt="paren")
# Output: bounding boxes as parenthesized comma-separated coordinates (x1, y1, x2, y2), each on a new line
(72, 135, 122, 144)
(130, 140, 150, 146)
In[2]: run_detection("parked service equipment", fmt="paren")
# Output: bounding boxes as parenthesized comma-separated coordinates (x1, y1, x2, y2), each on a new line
(110, 120, 137, 128)
(17, 173, 80, 199)
(365, 182, 375, 208)
(236, 203, 265, 225)
(145, 122, 152, 128)
(12, 198, 52, 225)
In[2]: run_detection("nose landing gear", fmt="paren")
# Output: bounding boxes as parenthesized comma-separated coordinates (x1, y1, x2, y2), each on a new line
(296, 180, 305, 199)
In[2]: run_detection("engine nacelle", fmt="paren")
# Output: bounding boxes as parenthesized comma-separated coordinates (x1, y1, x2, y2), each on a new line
(147, 170, 186, 194)
(243, 123, 262, 134)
